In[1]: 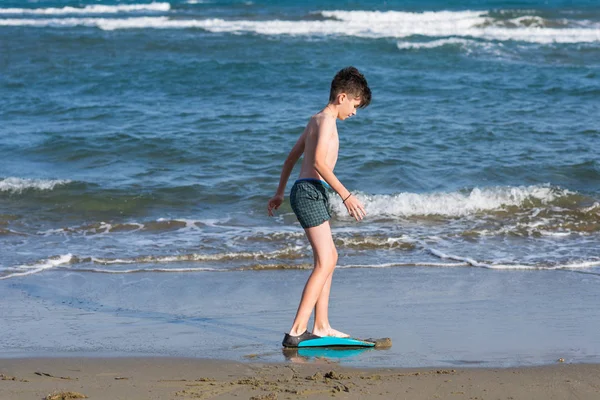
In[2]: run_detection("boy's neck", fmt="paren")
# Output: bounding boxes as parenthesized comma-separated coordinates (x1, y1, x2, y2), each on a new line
(322, 103, 338, 120)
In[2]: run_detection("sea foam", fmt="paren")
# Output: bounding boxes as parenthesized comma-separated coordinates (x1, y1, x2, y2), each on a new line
(1, 11, 597, 44)
(396, 37, 483, 50)
(0, 254, 73, 280)
(0, 177, 71, 194)
(1, 10, 598, 44)
(429, 248, 600, 271)
(0, 2, 170, 15)
(330, 185, 571, 218)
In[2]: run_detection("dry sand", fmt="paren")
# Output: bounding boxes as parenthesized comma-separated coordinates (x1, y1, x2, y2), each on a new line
(1, 357, 599, 400)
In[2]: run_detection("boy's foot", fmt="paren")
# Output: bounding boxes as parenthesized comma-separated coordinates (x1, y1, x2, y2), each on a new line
(313, 327, 350, 338)
(282, 330, 321, 348)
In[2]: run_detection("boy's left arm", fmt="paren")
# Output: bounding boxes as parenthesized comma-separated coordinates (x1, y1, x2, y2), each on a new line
(267, 133, 305, 216)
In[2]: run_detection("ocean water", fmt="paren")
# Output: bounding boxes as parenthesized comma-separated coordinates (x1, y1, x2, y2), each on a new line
(1, 0, 599, 367)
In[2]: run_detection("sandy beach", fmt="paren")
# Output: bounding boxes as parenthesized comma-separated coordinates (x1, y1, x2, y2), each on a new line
(1, 357, 599, 400)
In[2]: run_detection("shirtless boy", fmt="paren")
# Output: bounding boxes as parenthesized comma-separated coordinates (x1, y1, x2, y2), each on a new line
(267, 67, 372, 347)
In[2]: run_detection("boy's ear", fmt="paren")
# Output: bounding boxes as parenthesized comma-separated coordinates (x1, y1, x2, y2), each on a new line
(336, 92, 347, 104)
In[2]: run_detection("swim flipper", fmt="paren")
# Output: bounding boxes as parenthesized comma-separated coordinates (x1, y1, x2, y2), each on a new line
(282, 330, 321, 348)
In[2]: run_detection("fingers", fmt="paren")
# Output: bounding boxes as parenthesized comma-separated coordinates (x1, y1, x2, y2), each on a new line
(267, 201, 274, 217)
(267, 198, 281, 217)
(351, 208, 365, 221)
(345, 197, 366, 221)
(357, 203, 366, 217)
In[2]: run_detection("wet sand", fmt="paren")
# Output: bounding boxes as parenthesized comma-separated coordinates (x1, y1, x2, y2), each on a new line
(1, 357, 599, 400)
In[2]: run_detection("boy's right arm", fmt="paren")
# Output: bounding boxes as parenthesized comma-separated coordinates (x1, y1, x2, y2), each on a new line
(267, 132, 306, 216)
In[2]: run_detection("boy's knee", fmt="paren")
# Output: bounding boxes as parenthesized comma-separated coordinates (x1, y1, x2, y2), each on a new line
(315, 250, 337, 269)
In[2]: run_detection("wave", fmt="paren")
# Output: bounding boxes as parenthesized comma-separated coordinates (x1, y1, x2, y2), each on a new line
(0, 254, 73, 280)
(0, 10, 598, 44)
(0, 254, 470, 280)
(330, 185, 575, 218)
(0, 2, 170, 15)
(396, 37, 491, 50)
(66, 266, 222, 274)
(19, 184, 597, 237)
(334, 235, 416, 250)
(0, 13, 596, 44)
(5, 253, 597, 279)
(319, 10, 600, 44)
(88, 247, 305, 264)
(0, 177, 71, 194)
(65, 261, 469, 274)
(37, 219, 203, 236)
(3, 249, 598, 280)
(429, 248, 600, 271)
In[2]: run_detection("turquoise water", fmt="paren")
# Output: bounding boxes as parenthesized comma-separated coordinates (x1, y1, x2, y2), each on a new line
(1, 0, 599, 366)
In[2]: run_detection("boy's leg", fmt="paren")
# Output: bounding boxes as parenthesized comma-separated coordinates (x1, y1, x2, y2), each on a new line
(313, 271, 350, 338)
(289, 221, 338, 336)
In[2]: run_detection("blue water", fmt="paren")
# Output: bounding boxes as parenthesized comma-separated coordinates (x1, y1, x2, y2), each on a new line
(1, 0, 599, 367)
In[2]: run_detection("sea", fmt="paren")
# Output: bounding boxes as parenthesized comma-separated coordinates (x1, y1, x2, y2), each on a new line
(1, 0, 599, 368)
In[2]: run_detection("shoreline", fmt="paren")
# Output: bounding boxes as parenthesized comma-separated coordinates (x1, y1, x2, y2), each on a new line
(1, 357, 599, 400)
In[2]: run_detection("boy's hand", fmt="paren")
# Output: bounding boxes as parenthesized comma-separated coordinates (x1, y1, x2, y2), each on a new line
(343, 194, 366, 221)
(267, 194, 284, 216)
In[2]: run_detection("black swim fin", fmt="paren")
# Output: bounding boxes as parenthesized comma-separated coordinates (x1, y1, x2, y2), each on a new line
(282, 330, 321, 348)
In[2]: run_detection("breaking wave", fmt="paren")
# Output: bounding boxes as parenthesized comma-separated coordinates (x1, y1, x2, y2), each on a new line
(0, 2, 170, 15)
(89, 247, 305, 264)
(331, 185, 575, 218)
(0, 177, 71, 194)
(429, 248, 600, 271)
(0, 9, 598, 44)
(0, 254, 73, 280)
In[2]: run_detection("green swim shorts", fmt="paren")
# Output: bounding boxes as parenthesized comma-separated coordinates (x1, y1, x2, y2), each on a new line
(290, 179, 332, 229)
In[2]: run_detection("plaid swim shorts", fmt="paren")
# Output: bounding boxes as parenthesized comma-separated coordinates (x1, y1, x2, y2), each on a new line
(290, 179, 332, 229)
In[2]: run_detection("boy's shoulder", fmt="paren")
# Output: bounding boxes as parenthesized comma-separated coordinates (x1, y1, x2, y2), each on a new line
(301, 111, 336, 140)
(308, 111, 336, 128)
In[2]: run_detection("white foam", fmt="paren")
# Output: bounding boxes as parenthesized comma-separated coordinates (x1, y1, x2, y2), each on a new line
(429, 248, 600, 270)
(0, 177, 71, 194)
(562, 260, 600, 270)
(507, 15, 547, 28)
(538, 230, 572, 237)
(0, 2, 170, 15)
(157, 217, 203, 231)
(37, 228, 69, 236)
(0, 254, 73, 280)
(36, 219, 212, 236)
(322, 10, 487, 26)
(335, 235, 415, 249)
(91, 247, 304, 265)
(582, 202, 600, 213)
(338, 261, 467, 269)
(65, 262, 468, 273)
(319, 10, 600, 43)
(397, 37, 480, 49)
(71, 266, 221, 274)
(396, 38, 506, 57)
(330, 185, 570, 218)
(1, 10, 597, 44)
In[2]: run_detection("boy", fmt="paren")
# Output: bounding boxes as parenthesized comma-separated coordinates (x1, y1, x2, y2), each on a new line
(267, 66, 372, 347)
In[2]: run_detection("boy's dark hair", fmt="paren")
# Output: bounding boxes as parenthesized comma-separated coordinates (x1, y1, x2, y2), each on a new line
(329, 66, 371, 108)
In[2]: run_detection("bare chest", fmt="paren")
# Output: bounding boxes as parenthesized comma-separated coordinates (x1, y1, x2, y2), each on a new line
(326, 130, 339, 167)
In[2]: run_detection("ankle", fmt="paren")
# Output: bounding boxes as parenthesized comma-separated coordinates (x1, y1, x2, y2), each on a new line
(312, 323, 330, 332)
(289, 326, 307, 336)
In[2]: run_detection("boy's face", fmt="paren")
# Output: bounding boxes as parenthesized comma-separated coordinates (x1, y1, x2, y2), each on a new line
(338, 93, 362, 120)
